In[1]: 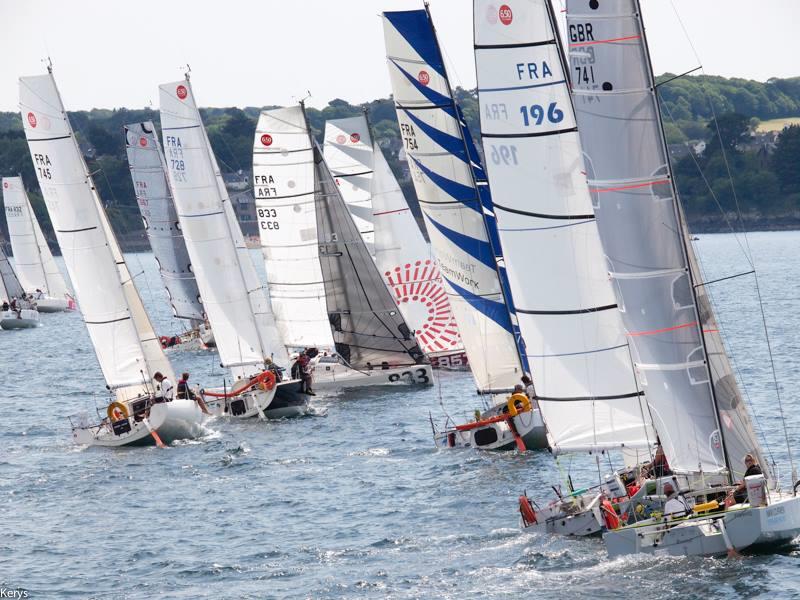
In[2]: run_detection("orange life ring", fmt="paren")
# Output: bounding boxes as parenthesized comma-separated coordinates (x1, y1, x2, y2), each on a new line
(519, 495, 537, 526)
(257, 370, 276, 391)
(107, 401, 130, 422)
(601, 499, 620, 530)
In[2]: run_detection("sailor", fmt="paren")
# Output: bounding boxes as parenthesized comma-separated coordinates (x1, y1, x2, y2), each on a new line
(521, 375, 539, 410)
(728, 453, 763, 504)
(35, 288, 44, 300)
(1, 301, 8, 311)
(153, 371, 174, 402)
(176, 372, 196, 400)
(643, 439, 673, 479)
(300, 351, 315, 396)
(265, 357, 283, 383)
(662, 482, 689, 518)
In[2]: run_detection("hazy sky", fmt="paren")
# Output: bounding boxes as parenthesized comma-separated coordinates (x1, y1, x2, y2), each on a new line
(0, 0, 797, 112)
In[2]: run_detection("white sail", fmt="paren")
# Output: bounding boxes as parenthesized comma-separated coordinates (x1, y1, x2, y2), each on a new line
(383, 8, 523, 393)
(159, 78, 287, 377)
(20, 72, 172, 399)
(0, 244, 25, 300)
(253, 107, 335, 350)
(2, 176, 70, 298)
(124, 122, 205, 322)
(322, 116, 375, 253)
(323, 115, 466, 358)
(473, 0, 654, 453)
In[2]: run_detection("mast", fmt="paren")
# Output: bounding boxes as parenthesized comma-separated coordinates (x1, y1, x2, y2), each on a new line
(633, 0, 732, 482)
(423, 2, 526, 376)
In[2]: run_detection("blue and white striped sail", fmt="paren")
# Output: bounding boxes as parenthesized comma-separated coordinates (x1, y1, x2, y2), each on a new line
(383, 8, 523, 395)
(473, 0, 655, 454)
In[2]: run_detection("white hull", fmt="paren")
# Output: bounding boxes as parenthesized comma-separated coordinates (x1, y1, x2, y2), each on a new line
(34, 297, 71, 312)
(203, 380, 309, 419)
(604, 494, 800, 558)
(72, 399, 205, 447)
(311, 363, 433, 390)
(522, 493, 602, 537)
(435, 409, 547, 451)
(0, 309, 40, 329)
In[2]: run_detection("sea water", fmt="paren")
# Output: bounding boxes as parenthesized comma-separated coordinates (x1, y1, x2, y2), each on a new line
(1, 231, 798, 598)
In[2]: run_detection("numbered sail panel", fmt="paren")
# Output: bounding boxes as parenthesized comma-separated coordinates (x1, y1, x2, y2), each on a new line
(20, 73, 155, 395)
(475, 46, 575, 137)
(323, 116, 375, 251)
(474, 0, 553, 45)
(125, 122, 204, 322)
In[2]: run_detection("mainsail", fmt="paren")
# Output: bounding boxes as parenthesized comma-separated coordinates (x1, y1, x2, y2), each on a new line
(2, 176, 70, 299)
(0, 244, 25, 300)
(473, 0, 655, 453)
(324, 115, 465, 358)
(314, 142, 426, 368)
(383, 8, 524, 394)
(20, 71, 173, 400)
(159, 77, 287, 377)
(322, 116, 376, 254)
(566, 0, 767, 480)
(124, 122, 204, 323)
(253, 107, 335, 350)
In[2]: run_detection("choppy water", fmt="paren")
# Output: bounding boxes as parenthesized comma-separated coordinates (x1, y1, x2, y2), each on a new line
(1, 232, 800, 599)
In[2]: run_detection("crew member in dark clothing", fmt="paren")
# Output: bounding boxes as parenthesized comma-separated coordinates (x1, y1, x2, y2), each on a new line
(729, 453, 763, 504)
(176, 372, 196, 400)
(1, 301, 8, 311)
(643, 440, 672, 479)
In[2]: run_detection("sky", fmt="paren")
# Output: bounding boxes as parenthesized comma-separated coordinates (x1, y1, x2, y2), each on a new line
(0, 0, 797, 112)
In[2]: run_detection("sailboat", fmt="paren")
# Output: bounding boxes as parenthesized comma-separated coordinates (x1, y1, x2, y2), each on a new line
(565, 0, 800, 556)
(159, 76, 307, 419)
(2, 176, 73, 312)
(323, 114, 468, 369)
(253, 105, 433, 390)
(19, 68, 204, 446)
(472, 0, 658, 533)
(383, 7, 546, 450)
(0, 242, 40, 329)
(124, 121, 214, 349)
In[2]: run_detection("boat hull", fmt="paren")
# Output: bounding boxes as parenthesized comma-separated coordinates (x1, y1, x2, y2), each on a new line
(311, 363, 433, 390)
(203, 380, 309, 419)
(0, 309, 40, 329)
(435, 409, 547, 451)
(72, 399, 205, 447)
(34, 297, 70, 312)
(428, 350, 469, 370)
(523, 494, 603, 537)
(604, 494, 800, 558)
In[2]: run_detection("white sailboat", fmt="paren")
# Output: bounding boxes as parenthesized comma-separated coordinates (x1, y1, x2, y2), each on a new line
(2, 176, 73, 312)
(0, 243, 40, 329)
(159, 76, 306, 419)
(473, 0, 657, 534)
(383, 7, 546, 451)
(19, 68, 204, 446)
(253, 105, 433, 390)
(566, 0, 800, 556)
(124, 121, 214, 349)
(323, 114, 469, 369)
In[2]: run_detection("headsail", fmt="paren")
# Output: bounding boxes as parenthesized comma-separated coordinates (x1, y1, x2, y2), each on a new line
(2, 176, 70, 299)
(566, 0, 767, 480)
(124, 122, 204, 323)
(322, 116, 376, 254)
(324, 115, 465, 359)
(314, 142, 426, 369)
(20, 72, 172, 399)
(159, 78, 287, 376)
(253, 107, 335, 350)
(473, 0, 655, 454)
(0, 244, 25, 300)
(383, 8, 523, 394)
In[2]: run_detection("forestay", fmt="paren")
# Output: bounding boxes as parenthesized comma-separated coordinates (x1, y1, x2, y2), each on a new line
(124, 122, 204, 322)
(473, 0, 654, 454)
(324, 115, 465, 358)
(383, 8, 523, 394)
(253, 107, 334, 350)
(20, 72, 172, 400)
(159, 78, 287, 376)
(566, 0, 767, 479)
(323, 116, 376, 253)
(313, 142, 427, 369)
(2, 176, 70, 298)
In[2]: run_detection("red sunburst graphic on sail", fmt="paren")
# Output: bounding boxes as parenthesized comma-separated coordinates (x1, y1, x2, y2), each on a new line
(384, 260, 462, 354)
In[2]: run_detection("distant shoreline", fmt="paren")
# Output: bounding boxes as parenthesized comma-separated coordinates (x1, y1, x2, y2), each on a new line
(687, 213, 800, 234)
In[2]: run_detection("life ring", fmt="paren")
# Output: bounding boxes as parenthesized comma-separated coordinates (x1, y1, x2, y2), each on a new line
(107, 401, 130, 422)
(256, 370, 276, 391)
(507, 393, 532, 417)
(519, 495, 537, 526)
(601, 499, 620, 530)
